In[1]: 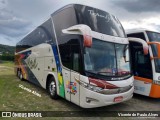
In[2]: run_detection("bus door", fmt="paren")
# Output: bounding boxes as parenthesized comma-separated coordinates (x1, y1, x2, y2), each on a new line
(130, 42, 153, 96)
(61, 41, 81, 105)
(70, 45, 81, 105)
(62, 68, 71, 101)
(70, 70, 80, 105)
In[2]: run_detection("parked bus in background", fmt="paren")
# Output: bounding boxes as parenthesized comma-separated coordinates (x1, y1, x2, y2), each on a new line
(15, 4, 147, 108)
(127, 29, 160, 98)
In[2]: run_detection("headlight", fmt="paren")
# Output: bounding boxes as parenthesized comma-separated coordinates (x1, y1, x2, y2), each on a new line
(79, 80, 133, 94)
(79, 81, 103, 92)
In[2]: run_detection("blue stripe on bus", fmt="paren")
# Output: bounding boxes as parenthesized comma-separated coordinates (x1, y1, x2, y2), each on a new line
(52, 45, 65, 98)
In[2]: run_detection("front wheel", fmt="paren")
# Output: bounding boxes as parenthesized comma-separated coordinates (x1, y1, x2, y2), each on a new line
(48, 77, 58, 99)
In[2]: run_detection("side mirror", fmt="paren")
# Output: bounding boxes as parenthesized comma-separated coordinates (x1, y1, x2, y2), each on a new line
(128, 37, 149, 55)
(122, 44, 129, 62)
(123, 56, 129, 63)
(123, 48, 129, 62)
(148, 42, 160, 59)
(62, 24, 92, 47)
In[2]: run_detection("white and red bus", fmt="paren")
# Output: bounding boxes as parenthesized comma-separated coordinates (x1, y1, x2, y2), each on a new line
(127, 29, 160, 98)
(15, 4, 146, 108)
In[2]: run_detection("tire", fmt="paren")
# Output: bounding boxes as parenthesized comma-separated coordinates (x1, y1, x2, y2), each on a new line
(48, 77, 58, 99)
(18, 70, 23, 80)
(17, 70, 20, 77)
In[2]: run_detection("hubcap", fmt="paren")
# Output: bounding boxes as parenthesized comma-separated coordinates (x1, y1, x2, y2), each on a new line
(20, 73, 23, 80)
(18, 71, 20, 77)
(49, 81, 56, 96)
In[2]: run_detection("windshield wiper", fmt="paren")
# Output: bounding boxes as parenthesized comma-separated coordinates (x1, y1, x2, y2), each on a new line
(86, 70, 115, 77)
(97, 71, 112, 74)
(85, 70, 98, 77)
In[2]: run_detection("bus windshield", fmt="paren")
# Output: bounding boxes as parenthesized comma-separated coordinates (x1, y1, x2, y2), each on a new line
(84, 38, 130, 79)
(147, 31, 160, 72)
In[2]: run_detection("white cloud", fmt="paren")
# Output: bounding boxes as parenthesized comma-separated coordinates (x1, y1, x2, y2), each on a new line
(122, 16, 160, 32)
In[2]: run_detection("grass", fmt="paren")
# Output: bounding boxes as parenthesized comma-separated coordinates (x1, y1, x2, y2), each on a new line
(0, 61, 81, 111)
(0, 61, 14, 67)
(0, 61, 85, 119)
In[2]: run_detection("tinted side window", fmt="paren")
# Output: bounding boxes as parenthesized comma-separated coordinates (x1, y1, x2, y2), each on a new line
(52, 7, 77, 43)
(134, 49, 152, 79)
(59, 35, 82, 72)
(40, 18, 56, 45)
(16, 18, 55, 52)
(71, 44, 80, 72)
(129, 41, 153, 79)
(75, 4, 126, 38)
(52, 7, 82, 72)
(59, 44, 71, 69)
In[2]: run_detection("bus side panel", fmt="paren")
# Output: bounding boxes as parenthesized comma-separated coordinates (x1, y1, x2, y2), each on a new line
(14, 54, 19, 75)
(149, 84, 160, 98)
(134, 76, 152, 96)
(16, 50, 42, 87)
(16, 50, 31, 80)
(25, 51, 45, 87)
(44, 56, 57, 85)
(24, 44, 57, 89)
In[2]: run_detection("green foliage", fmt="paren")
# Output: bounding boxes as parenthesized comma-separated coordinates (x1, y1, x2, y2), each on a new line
(0, 44, 15, 61)
(0, 55, 14, 61)
(0, 44, 15, 55)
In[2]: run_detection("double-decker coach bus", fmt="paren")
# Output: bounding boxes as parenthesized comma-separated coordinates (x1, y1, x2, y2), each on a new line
(127, 29, 160, 98)
(15, 4, 146, 108)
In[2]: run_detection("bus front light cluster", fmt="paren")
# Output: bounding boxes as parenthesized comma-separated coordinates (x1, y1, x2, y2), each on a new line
(79, 80, 133, 94)
(79, 81, 103, 92)
(86, 97, 99, 103)
(153, 80, 160, 85)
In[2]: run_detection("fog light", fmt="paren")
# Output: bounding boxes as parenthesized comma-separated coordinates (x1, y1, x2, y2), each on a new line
(86, 97, 99, 103)
(86, 98, 91, 103)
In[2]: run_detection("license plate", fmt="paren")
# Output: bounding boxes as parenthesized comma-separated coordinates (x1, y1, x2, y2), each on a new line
(114, 96, 123, 102)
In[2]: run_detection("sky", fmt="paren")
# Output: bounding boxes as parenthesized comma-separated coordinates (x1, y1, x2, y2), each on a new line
(0, 0, 160, 46)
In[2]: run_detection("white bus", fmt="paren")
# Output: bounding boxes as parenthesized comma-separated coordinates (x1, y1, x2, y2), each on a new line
(15, 4, 146, 108)
(127, 29, 160, 98)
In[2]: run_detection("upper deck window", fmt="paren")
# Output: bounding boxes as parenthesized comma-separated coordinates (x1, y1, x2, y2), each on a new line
(75, 5, 126, 38)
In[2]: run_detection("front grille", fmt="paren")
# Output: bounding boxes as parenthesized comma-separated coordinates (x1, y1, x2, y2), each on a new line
(99, 85, 133, 95)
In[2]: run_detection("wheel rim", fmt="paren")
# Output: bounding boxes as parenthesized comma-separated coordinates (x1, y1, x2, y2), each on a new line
(18, 71, 20, 77)
(49, 81, 56, 96)
(20, 73, 23, 80)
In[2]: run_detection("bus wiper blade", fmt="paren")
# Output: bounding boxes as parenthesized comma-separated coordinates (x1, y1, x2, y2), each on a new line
(97, 71, 112, 74)
(85, 70, 99, 77)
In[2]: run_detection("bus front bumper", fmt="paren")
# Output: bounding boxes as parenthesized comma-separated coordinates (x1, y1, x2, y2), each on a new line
(79, 86, 134, 108)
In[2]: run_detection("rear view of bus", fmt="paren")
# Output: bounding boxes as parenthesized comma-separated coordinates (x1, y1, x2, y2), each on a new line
(127, 30, 160, 98)
(15, 4, 134, 108)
